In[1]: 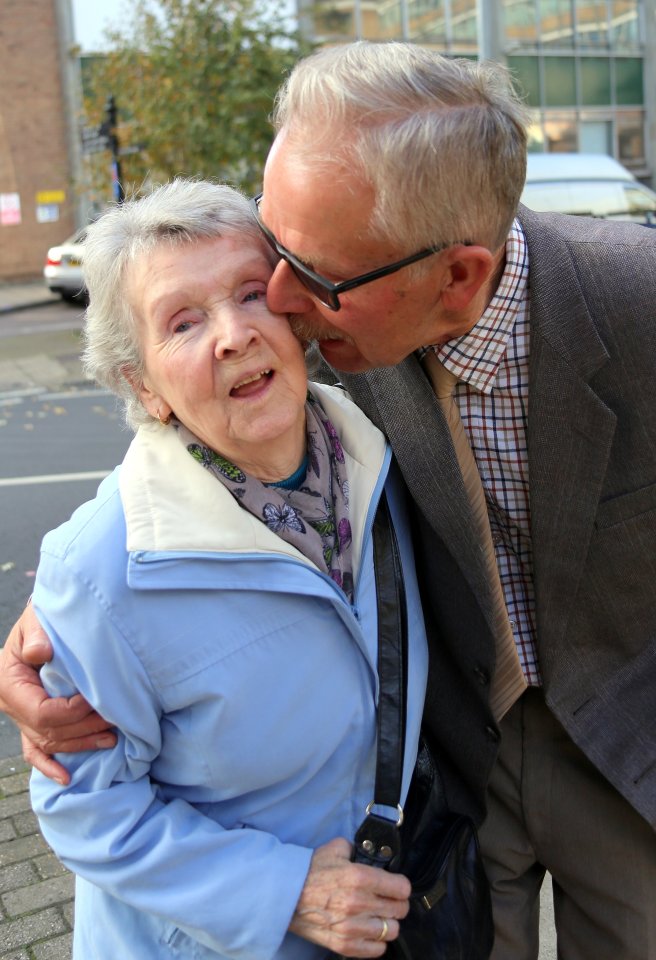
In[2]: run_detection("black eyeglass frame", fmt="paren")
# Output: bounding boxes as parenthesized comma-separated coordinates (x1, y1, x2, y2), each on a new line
(251, 193, 448, 312)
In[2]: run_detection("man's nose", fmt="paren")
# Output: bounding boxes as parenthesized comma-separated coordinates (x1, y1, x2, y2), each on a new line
(266, 259, 316, 315)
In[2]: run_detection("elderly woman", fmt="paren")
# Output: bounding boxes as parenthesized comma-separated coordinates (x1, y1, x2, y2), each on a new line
(27, 179, 428, 960)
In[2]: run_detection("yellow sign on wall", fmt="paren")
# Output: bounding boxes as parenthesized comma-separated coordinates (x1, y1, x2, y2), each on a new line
(36, 190, 66, 204)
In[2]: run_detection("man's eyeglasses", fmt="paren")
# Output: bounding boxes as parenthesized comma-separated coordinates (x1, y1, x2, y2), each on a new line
(250, 193, 446, 312)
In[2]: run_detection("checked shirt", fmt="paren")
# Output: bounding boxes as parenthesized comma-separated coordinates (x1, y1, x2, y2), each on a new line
(420, 220, 541, 685)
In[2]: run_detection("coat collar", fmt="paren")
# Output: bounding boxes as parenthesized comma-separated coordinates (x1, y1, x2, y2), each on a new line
(119, 382, 389, 576)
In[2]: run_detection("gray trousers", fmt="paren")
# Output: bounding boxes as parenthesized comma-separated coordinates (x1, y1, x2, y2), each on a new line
(479, 688, 656, 960)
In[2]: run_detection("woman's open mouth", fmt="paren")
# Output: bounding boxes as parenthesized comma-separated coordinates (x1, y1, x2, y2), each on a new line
(230, 369, 273, 398)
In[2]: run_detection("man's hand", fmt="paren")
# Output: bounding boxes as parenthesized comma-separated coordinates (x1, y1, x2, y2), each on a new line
(290, 838, 410, 957)
(0, 603, 116, 784)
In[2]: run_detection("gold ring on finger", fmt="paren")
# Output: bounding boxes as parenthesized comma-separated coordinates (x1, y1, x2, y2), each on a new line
(376, 918, 389, 942)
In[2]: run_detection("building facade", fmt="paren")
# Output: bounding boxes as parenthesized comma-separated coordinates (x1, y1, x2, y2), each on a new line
(297, 0, 655, 183)
(0, 0, 78, 280)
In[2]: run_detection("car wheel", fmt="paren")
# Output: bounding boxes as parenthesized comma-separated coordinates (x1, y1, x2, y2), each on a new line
(62, 291, 88, 305)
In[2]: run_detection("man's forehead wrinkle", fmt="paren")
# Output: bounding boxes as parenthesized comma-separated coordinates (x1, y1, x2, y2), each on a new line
(279, 130, 368, 198)
(264, 140, 386, 269)
(283, 169, 376, 249)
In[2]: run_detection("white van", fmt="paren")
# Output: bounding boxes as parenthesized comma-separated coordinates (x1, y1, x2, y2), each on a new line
(520, 153, 656, 225)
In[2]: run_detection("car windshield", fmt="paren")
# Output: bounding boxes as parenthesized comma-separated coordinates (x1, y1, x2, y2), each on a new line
(522, 181, 656, 219)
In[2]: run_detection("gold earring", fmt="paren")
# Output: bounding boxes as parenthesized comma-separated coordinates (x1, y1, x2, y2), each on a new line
(156, 408, 171, 426)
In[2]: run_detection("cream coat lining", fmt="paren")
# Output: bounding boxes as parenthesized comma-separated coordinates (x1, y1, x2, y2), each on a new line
(119, 382, 388, 578)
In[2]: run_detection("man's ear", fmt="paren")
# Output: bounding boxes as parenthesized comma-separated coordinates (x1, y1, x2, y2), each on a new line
(439, 245, 496, 312)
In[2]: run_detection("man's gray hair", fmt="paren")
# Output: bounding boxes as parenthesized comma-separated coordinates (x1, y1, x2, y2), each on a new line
(273, 41, 530, 252)
(82, 179, 267, 430)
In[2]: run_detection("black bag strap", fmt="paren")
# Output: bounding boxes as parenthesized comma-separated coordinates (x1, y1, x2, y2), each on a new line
(371, 490, 408, 807)
(351, 490, 408, 870)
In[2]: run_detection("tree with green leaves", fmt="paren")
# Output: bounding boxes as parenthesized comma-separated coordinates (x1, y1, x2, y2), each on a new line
(81, 0, 310, 201)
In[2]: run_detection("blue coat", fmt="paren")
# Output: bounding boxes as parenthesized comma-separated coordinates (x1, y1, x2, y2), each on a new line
(30, 384, 428, 960)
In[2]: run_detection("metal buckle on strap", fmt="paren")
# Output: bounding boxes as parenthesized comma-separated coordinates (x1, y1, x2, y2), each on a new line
(365, 800, 404, 827)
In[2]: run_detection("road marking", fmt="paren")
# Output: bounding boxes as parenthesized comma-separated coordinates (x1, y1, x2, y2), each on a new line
(0, 470, 111, 488)
(40, 389, 112, 401)
(0, 386, 44, 398)
(0, 387, 112, 404)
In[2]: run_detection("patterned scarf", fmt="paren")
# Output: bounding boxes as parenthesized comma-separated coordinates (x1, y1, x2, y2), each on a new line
(175, 392, 354, 601)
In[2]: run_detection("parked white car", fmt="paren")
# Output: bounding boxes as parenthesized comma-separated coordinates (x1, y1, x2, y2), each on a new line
(521, 153, 656, 226)
(44, 228, 87, 301)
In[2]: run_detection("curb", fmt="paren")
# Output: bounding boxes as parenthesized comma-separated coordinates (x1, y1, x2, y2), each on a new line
(0, 299, 60, 316)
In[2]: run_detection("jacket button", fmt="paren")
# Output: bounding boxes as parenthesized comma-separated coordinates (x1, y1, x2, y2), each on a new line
(474, 666, 490, 686)
(485, 725, 500, 743)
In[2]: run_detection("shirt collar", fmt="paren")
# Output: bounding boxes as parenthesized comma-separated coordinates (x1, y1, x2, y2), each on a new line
(419, 219, 529, 395)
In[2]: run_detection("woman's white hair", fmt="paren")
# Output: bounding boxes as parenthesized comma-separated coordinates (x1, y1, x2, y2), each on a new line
(82, 179, 269, 429)
(273, 41, 530, 253)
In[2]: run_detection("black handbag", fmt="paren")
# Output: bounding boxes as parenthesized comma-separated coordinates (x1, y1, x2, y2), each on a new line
(348, 492, 494, 960)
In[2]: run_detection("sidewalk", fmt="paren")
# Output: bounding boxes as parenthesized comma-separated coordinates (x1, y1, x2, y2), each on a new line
(0, 757, 74, 959)
(0, 280, 61, 316)
(0, 281, 88, 397)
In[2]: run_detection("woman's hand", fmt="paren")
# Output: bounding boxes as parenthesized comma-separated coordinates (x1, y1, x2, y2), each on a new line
(0, 603, 116, 784)
(290, 838, 411, 957)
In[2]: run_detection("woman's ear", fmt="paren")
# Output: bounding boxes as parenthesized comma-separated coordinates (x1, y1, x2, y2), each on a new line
(122, 366, 170, 422)
(140, 386, 171, 423)
(439, 245, 497, 312)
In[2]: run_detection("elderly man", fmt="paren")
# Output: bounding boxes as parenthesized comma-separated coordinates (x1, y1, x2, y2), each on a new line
(2, 42, 655, 960)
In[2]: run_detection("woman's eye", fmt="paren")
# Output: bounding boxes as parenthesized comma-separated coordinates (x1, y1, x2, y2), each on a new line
(243, 288, 266, 303)
(173, 319, 193, 333)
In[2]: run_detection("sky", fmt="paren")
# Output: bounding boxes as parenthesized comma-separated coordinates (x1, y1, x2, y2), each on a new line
(71, 0, 131, 51)
(71, 0, 295, 52)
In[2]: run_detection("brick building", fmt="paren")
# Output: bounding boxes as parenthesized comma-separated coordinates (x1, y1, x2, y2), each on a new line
(0, 0, 77, 281)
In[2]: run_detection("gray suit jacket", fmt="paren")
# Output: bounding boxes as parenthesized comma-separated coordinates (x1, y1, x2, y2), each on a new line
(335, 206, 656, 829)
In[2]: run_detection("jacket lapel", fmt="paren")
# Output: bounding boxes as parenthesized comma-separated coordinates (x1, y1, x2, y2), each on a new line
(521, 209, 616, 672)
(344, 209, 619, 667)
(350, 356, 499, 622)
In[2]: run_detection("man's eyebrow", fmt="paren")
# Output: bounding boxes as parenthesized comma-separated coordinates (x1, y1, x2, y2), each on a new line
(285, 244, 314, 269)
(286, 243, 340, 275)
(282, 241, 326, 274)
(261, 212, 341, 275)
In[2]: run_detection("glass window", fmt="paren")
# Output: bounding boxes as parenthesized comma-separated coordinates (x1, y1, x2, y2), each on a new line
(544, 57, 576, 105)
(527, 119, 546, 152)
(539, 0, 575, 49)
(503, 0, 538, 47)
(616, 110, 645, 162)
(610, 1, 641, 49)
(508, 56, 541, 106)
(368, 0, 404, 39)
(575, 0, 609, 47)
(580, 57, 611, 105)
(579, 119, 612, 152)
(408, 0, 448, 45)
(450, 0, 479, 52)
(309, 1, 355, 39)
(615, 57, 644, 105)
(544, 114, 578, 150)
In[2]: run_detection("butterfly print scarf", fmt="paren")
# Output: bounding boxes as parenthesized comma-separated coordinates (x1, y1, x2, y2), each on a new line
(176, 391, 354, 602)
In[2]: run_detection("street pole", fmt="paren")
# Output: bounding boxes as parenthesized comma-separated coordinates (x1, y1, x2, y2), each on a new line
(105, 95, 125, 203)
